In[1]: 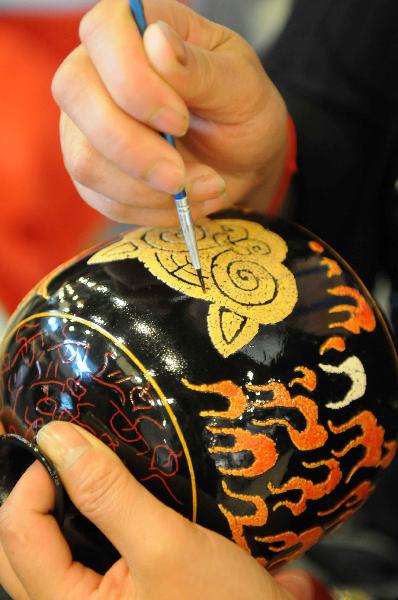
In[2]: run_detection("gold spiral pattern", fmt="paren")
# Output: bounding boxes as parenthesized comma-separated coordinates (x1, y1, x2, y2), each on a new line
(89, 218, 298, 357)
(212, 254, 277, 306)
(143, 224, 208, 251)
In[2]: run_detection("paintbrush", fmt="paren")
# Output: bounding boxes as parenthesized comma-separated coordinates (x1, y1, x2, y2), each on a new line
(129, 0, 206, 293)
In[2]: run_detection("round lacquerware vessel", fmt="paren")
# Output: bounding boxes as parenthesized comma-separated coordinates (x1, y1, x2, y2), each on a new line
(1, 210, 397, 572)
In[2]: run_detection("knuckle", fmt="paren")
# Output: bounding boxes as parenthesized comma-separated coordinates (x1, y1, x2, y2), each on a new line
(51, 60, 70, 106)
(51, 49, 81, 107)
(79, 3, 106, 46)
(107, 202, 132, 223)
(73, 459, 129, 522)
(66, 142, 96, 187)
(104, 72, 135, 116)
(98, 197, 134, 223)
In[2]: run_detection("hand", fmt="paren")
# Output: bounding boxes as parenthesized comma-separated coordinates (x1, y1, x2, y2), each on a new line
(0, 422, 314, 600)
(53, 0, 288, 227)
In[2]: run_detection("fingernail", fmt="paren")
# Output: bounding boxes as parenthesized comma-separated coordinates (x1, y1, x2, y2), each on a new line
(149, 106, 189, 136)
(157, 20, 187, 66)
(189, 173, 226, 199)
(277, 571, 315, 600)
(146, 160, 185, 194)
(37, 422, 91, 470)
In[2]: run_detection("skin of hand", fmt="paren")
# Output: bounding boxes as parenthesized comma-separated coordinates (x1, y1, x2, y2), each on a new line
(53, 0, 288, 226)
(0, 422, 316, 600)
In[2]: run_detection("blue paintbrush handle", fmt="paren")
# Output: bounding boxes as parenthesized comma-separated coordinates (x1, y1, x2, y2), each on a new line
(129, 0, 147, 35)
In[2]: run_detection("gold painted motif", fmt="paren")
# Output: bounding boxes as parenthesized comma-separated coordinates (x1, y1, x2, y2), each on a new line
(88, 219, 298, 357)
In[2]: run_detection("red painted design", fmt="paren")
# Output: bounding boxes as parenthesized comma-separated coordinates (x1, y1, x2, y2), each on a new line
(1, 321, 184, 507)
(140, 474, 184, 506)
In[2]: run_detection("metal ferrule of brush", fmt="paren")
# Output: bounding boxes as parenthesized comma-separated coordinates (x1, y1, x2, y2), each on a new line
(175, 192, 201, 271)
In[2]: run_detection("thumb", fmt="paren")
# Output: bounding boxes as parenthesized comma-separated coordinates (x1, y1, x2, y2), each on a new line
(143, 18, 267, 120)
(275, 569, 334, 600)
(36, 421, 193, 570)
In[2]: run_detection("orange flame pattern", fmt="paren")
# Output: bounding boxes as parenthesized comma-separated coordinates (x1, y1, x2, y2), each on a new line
(269, 459, 343, 515)
(321, 258, 342, 278)
(328, 411, 386, 482)
(318, 480, 375, 517)
(318, 481, 378, 533)
(206, 427, 278, 477)
(255, 526, 324, 565)
(248, 381, 328, 451)
(320, 337, 346, 355)
(181, 246, 393, 566)
(182, 379, 247, 419)
(308, 240, 342, 277)
(289, 366, 317, 392)
(328, 287, 376, 334)
(219, 480, 269, 551)
(309, 241, 324, 254)
(379, 440, 398, 469)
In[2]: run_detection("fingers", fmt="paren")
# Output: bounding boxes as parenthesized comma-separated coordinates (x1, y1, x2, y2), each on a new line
(53, 45, 186, 195)
(53, 0, 238, 200)
(36, 422, 197, 576)
(76, 181, 226, 226)
(79, 0, 263, 121)
(0, 543, 29, 600)
(0, 426, 21, 596)
(60, 112, 175, 209)
(62, 112, 227, 225)
(53, 0, 287, 225)
(144, 0, 260, 118)
(0, 461, 101, 600)
(0, 425, 316, 600)
(78, 0, 190, 135)
(143, 20, 262, 119)
(274, 569, 318, 600)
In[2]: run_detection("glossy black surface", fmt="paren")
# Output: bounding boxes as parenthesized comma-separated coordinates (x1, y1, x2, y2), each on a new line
(1, 210, 397, 571)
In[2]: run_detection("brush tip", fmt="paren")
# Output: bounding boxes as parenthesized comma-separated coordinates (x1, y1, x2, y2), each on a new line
(197, 269, 206, 293)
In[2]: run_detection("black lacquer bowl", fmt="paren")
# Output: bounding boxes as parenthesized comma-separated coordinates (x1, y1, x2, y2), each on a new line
(1, 210, 397, 572)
